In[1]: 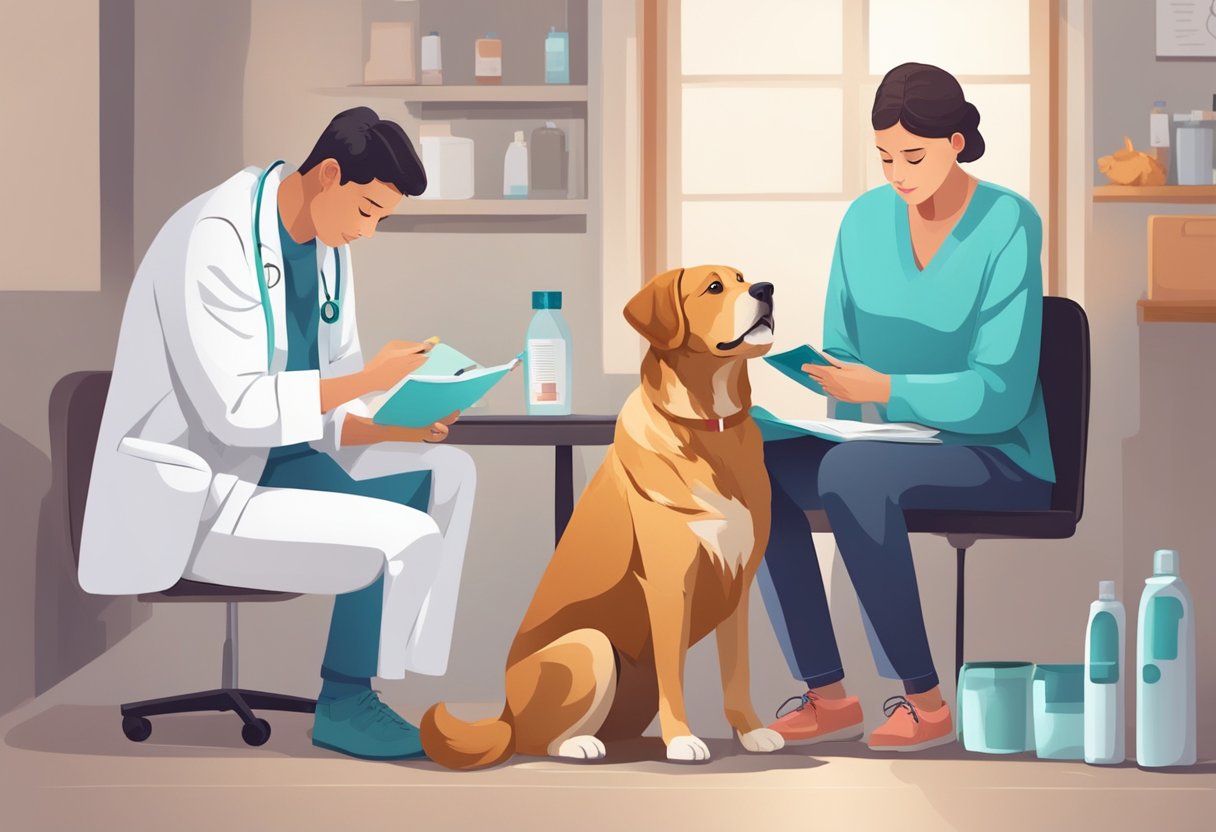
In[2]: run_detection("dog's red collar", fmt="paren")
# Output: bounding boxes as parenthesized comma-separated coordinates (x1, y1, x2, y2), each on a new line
(661, 408, 752, 433)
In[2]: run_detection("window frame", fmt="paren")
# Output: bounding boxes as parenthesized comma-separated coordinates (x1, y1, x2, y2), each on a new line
(640, 0, 1061, 294)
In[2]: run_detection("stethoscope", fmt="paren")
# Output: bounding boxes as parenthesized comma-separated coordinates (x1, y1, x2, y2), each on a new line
(252, 160, 342, 369)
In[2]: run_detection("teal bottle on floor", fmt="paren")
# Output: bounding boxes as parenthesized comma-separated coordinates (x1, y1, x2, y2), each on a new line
(1084, 580, 1126, 765)
(524, 291, 572, 415)
(1135, 549, 1196, 767)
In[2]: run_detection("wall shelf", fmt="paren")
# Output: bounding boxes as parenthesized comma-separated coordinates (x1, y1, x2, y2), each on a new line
(322, 85, 588, 104)
(397, 199, 588, 216)
(1138, 299, 1216, 322)
(1093, 185, 1216, 203)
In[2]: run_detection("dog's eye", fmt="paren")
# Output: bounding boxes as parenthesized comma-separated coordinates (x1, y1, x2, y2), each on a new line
(736, 275, 744, 283)
(707, 281, 723, 294)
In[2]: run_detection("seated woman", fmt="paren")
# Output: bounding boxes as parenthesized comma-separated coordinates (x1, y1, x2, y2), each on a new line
(757, 62, 1054, 752)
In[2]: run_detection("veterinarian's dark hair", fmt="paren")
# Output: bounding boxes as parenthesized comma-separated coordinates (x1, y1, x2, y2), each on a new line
(871, 63, 985, 163)
(299, 107, 427, 196)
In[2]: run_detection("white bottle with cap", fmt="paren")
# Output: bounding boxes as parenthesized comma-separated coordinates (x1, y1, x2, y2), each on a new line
(1135, 548, 1196, 767)
(1084, 580, 1125, 765)
(503, 131, 529, 199)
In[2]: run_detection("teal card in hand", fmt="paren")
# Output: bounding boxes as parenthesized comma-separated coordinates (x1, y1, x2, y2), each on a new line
(763, 344, 834, 396)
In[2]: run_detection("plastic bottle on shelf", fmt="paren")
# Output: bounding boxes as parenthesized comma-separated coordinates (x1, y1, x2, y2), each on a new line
(421, 31, 442, 85)
(1135, 548, 1196, 768)
(530, 122, 567, 198)
(1149, 100, 1170, 182)
(503, 131, 529, 199)
(475, 33, 503, 85)
(524, 291, 572, 416)
(545, 27, 570, 84)
(1084, 580, 1125, 765)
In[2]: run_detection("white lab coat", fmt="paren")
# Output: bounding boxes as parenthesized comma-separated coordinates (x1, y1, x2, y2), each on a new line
(78, 163, 474, 677)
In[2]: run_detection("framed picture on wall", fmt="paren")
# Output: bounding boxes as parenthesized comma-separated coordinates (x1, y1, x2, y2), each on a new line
(1157, 0, 1216, 57)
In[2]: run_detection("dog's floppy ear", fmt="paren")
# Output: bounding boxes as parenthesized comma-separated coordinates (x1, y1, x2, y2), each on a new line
(623, 268, 686, 350)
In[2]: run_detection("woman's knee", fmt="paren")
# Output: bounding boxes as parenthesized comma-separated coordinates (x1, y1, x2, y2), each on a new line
(818, 442, 898, 504)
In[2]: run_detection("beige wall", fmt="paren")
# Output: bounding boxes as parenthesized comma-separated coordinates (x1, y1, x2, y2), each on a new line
(1, 0, 1211, 762)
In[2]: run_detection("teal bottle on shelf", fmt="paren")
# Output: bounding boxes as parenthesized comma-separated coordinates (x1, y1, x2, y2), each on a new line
(524, 291, 572, 415)
(545, 27, 570, 84)
(1136, 549, 1196, 768)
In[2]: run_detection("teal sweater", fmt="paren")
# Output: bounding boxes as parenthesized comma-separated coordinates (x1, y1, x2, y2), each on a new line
(823, 182, 1055, 483)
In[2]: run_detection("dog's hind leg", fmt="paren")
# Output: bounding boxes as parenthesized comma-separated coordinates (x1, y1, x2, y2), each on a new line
(506, 628, 617, 760)
(597, 646, 659, 741)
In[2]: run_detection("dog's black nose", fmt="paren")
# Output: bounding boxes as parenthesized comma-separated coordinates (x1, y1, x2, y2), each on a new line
(749, 282, 774, 303)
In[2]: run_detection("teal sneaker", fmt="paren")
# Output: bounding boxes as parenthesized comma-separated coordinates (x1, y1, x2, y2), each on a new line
(312, 689, 427, 761)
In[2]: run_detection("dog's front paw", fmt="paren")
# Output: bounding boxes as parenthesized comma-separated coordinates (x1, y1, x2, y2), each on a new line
(553, 735, 607, 761)
(737, 727, 784, 753)
(666, 735, 711, 762)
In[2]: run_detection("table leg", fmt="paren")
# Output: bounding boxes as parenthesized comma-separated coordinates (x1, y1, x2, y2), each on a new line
(555, 444, 574, 547)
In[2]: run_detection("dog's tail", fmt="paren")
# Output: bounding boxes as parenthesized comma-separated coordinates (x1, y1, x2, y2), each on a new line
(420, 702, 515, 770)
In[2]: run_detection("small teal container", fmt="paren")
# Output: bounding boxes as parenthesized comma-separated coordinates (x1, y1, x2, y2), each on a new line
(545, 27, 570, 84)
(1032, 664, 1085, 760)
(956, 661, 1036, 754)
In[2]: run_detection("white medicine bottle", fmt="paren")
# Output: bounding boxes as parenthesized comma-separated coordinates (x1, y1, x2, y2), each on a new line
(524, 291, 572, 416)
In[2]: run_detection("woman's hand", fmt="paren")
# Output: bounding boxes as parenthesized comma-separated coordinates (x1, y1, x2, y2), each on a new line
(341, 411, 461, 447)
(803, 356, 892, 405)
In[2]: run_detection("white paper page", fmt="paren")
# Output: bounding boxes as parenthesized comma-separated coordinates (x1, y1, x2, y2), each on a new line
(1156, 0, 1216, 57)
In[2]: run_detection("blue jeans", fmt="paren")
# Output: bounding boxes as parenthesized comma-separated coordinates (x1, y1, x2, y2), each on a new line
(258, 444, 432, 681)
(755, 437, 1052, 695)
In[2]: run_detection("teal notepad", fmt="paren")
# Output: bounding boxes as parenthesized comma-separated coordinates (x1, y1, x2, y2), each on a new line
(763, 344, 835, 396)
(371, 344, 521, 428)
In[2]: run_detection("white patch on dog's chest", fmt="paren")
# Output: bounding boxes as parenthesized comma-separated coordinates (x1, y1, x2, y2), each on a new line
(688, 486, 755, 576)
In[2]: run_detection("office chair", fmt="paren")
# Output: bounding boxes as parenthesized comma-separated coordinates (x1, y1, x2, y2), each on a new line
(50, 371, 316, 747)
(805, 297, 1092, 685)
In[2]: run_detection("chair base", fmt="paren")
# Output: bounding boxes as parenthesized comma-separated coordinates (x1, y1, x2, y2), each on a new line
(120, 688, 317, 746)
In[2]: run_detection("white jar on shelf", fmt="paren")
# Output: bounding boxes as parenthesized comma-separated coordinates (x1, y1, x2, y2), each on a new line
(417, 123, 474, 200)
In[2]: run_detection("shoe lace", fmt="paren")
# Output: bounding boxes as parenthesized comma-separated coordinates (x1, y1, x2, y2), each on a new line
(349, 689, 410, 728)
(369, 690, 410, 727)
(882, 695, 920, 724)
(775, 690, 820, 720)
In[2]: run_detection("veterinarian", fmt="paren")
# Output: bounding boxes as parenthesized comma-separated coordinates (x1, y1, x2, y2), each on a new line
(78, 107, 475, 761)
(757, 63, 1054, 753)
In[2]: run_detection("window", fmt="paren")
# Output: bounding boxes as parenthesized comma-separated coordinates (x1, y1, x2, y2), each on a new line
(605, 0, 1058, 406)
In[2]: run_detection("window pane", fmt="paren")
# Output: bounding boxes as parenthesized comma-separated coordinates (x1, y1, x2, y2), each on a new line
(681, 201, 849, 417)
(682, 87, 843, 194)
(862, 82, 1031, 200)
(682, 0, 843, 75)
(868, 0, 1029, 76)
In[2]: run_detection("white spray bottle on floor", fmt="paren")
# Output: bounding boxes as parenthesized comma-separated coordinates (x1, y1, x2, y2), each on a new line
(1084, 580, 1125, 764)
(1135, 549, 1196, 767)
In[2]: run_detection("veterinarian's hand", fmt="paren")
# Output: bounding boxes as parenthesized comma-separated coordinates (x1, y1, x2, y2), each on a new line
(361, 340, 435, 392)
(340, 411, 460, 446)
(803, 355, 891, 404)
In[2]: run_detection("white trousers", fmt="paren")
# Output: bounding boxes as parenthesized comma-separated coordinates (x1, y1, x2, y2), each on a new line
(185, 443, 476, 678)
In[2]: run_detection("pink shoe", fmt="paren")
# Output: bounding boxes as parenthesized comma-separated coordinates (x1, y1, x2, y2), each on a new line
(867, 696, 954, 752)
(768, 691, 865, 746)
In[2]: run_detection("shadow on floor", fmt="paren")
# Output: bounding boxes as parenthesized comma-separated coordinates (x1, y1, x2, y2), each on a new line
(6, 705, 824, 773)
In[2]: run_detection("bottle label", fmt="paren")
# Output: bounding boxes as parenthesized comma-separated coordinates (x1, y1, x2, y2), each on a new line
(1089, 611, 1119, 684)
(476, 56, 502, 78)
(528, 339, 566, 405)
(1150, 112, 1170, 147)
(1147, 595, 1184, 660)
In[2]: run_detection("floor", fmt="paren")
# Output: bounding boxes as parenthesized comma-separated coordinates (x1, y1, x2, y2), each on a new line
(3, 609, 1214, 831)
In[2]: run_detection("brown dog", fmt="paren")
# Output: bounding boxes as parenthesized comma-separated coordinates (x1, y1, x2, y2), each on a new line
(420, 265, 780, 768)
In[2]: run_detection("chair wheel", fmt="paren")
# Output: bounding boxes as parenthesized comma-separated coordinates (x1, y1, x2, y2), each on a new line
(122, 715, 152, 742)
(242, 718, 271, 747)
